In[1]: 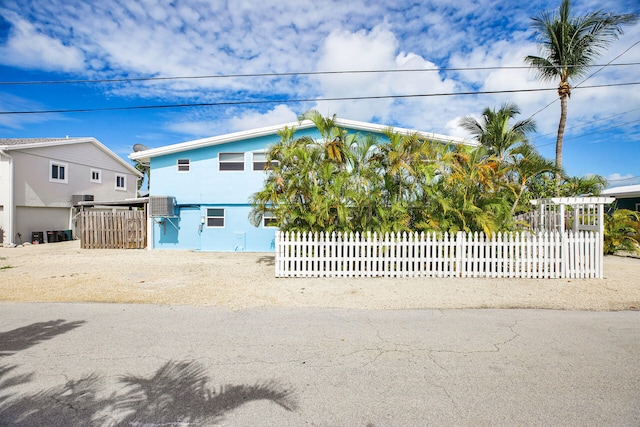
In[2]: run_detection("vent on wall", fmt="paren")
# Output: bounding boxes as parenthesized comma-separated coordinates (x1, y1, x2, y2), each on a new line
(72, 194, 94, 206)
(149, 196, 176, 217)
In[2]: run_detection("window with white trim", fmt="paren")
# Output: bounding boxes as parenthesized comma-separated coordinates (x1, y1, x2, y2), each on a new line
(115, 174, 126, 190)
(177, 159, 190, 172)
(636, 203, 640, 212)
(252, 152, 279, 171)
(90, 169, 102, 183)
(206, 208, 224, 227)
(219, 152, 244, 171)
(263, 212, 277, 227)
(50, 161, 68, 183)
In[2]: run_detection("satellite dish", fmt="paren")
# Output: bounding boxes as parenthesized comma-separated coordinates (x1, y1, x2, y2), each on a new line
(133, 143, 149, 152)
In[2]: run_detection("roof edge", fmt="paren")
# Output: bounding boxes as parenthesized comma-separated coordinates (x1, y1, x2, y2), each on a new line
(2, 137, 142, 177)
(129, 118, 478, 162)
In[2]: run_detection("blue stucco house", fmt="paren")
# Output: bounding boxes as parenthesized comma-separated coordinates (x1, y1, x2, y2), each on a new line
(129, 118, 473, 251)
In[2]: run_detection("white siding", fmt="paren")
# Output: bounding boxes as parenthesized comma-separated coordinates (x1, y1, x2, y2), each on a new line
(0, 155, 11, 242)
(12, 145, 138, 207)
(21, 141, 131, 173)
(0, 206, 4, 243)
(15, 206, 71, 243)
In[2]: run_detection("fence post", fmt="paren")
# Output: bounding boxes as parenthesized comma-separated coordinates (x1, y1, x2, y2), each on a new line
(455, 231, 463, 277)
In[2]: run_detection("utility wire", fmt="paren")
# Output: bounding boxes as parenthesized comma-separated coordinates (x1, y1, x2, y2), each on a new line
(0, 62, 638, 86)
(608, 175, 640, 182)
(1, 81, 638, 115)
(525, 40, 640, 121)
(536, 117, 640, 147)
(574, 41, 640, 89)
(538, 106, 640, 138)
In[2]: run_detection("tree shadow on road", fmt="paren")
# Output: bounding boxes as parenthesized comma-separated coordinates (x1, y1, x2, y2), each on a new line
(0, 360, 297, 426)
(0, 319, 86, 357)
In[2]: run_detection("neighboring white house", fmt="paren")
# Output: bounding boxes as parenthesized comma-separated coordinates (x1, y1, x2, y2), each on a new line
(0, 137, 142, 245)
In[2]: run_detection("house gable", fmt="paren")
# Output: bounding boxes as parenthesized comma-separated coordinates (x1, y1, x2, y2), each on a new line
(0, 137, 140, 176)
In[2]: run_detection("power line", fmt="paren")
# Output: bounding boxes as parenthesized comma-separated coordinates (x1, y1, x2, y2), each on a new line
(525, 40, 640, 121)
(0, 62, 638, 86)
(608, 175, 640, 182)
(536, 117, 640, 148)
(1, 81, 638, 116)
(539, 106, 640, 138)
(563, 118, 640, 142)
(574, 41, 640, 89)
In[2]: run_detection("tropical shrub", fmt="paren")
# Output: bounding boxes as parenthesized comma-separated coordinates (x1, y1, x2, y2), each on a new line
(249, 109, 595, 235)
(603, 209, 640, 255)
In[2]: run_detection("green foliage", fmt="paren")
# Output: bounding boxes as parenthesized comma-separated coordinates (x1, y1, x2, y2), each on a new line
(524, 173, 606, 204)
(603, 209, 640, 255)
(249, 109, 600, 235)
(134, 160, 150, 192)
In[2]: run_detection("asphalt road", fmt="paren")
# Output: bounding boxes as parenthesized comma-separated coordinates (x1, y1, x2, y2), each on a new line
(0, 303, 638, 426)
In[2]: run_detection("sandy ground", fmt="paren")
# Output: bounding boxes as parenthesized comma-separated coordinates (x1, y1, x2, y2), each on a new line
(0, 240, 638, 311)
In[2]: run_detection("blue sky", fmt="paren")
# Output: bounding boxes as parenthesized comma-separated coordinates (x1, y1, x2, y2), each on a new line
(1, 0, 639, 187)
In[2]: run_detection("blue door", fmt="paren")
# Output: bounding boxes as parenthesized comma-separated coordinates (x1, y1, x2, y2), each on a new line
(177, 207, 202, 250)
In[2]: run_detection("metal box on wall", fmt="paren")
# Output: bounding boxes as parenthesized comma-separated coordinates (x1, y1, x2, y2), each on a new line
(149, 196, 176, 217)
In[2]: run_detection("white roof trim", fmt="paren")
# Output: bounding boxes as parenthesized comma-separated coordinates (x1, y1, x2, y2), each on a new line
(1, 137, 142, 177)
(530, 197, 615, 205)
(129, 118, 478, 162)
(601, 184, 640, 198)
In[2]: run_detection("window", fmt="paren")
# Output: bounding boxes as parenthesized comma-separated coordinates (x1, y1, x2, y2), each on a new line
(90, 169, 102, 183)
(636, 203, 640, 212)
(177, 159, 190, 172)
(50, 161, 68, 183)
(263, 212, 277, 227)
(115, 174, 126, 190)
(219, 152, 244, 171)
(253, 152, 279, 171)
(206, 208, 224, 227)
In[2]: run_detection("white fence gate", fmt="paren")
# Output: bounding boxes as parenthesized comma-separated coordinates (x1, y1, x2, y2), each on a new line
(275, 230, 602, 279)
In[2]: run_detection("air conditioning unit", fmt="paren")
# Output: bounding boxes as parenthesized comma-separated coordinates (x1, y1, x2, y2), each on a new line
(149, 196, 176, 217)
(72, 194, 94, 206)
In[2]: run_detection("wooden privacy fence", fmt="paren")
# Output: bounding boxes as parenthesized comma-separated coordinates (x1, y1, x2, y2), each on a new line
(275, 230, 603, 279)
(79, 210, 146, 249)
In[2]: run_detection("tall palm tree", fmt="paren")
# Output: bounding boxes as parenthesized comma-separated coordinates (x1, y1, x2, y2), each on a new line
(459, 102, 536, 163)
(525, 0, 637, 176)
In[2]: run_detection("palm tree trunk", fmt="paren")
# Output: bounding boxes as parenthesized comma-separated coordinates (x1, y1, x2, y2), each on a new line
(556, 94, 567, 171)
(555, 82, 570, 191)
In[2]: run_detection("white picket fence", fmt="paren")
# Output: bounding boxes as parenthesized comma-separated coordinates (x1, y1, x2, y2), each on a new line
(275, 230, 603, 279)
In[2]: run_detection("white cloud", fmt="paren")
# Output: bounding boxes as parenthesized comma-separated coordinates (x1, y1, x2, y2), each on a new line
(0, 0, 637, 180)
(607, 173, 640, 187)
(0, 11, 84, 71)
(311, 24, 462, 132)
(165, 115, 222, 138)
(227, 105, 298, 131)
(608, 173, 634, 181)
(165, 105, 299, 139)
(0, 92, 67, 129)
